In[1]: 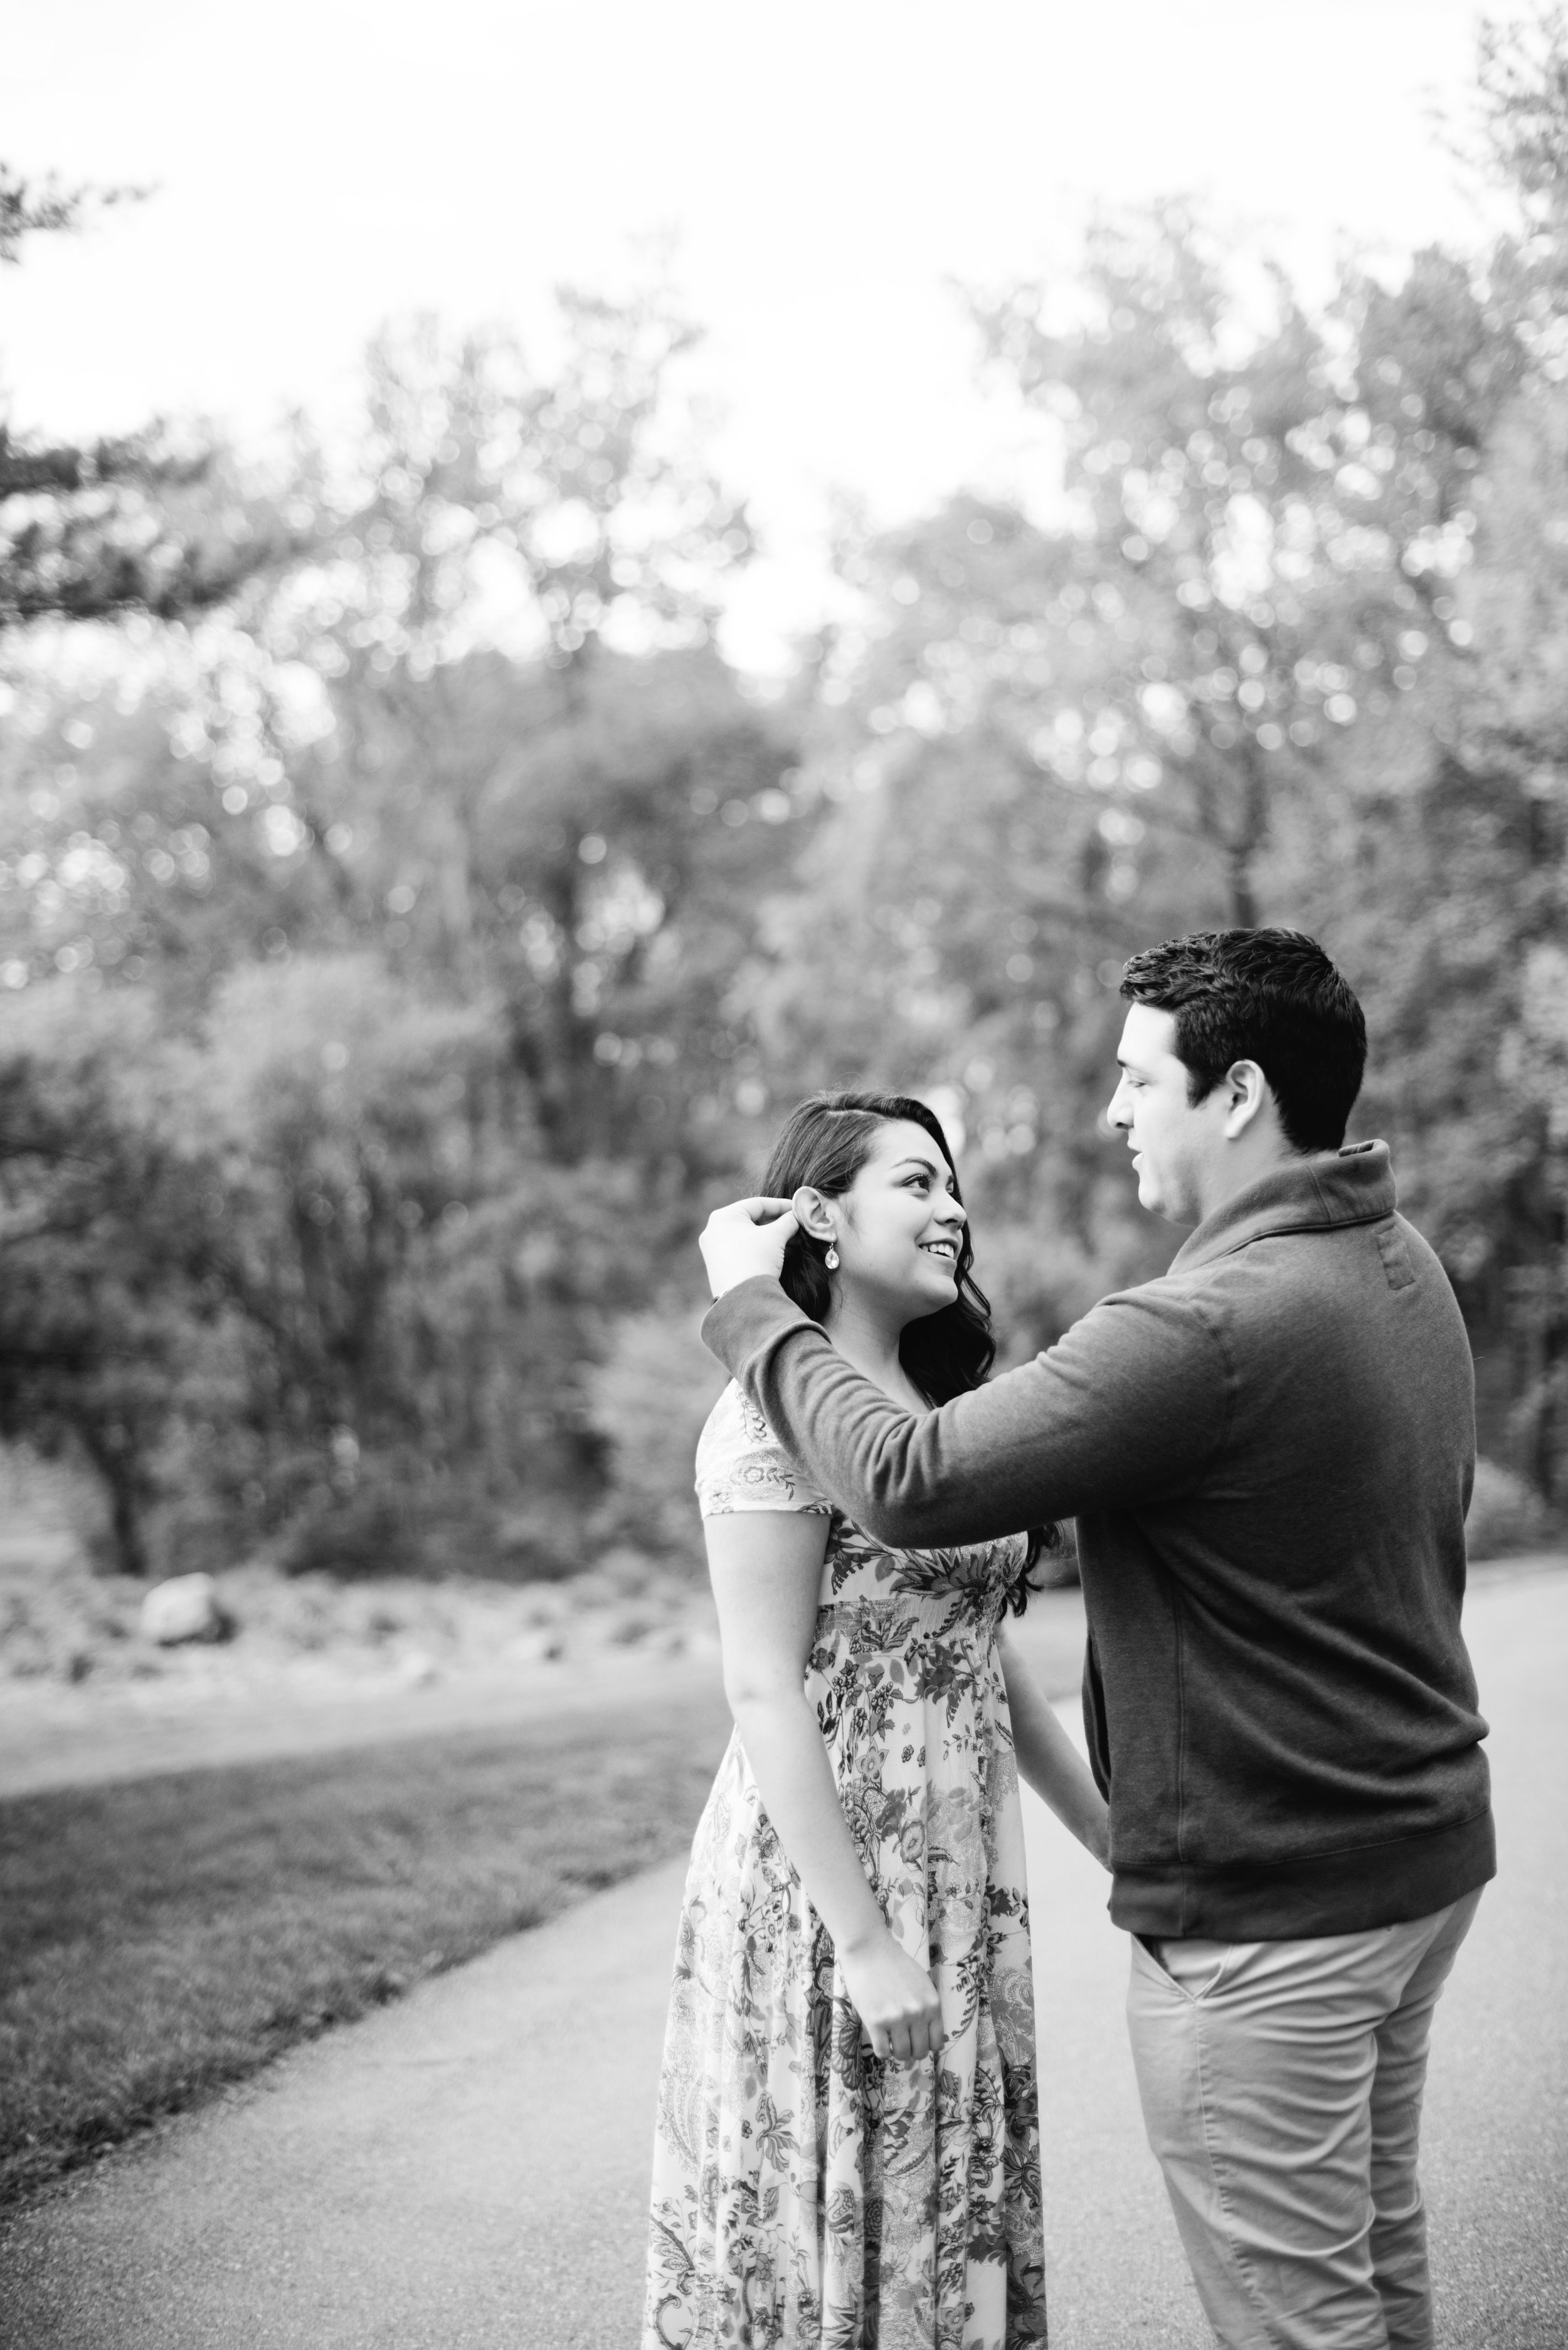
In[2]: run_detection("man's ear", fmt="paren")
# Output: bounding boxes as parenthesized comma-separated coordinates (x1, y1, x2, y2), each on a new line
(1222, 1060, 1270, 1139)
(792, 1185, 837, 1241)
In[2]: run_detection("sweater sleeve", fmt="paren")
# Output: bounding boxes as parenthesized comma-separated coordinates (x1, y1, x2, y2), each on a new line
(699, 1276, 1231, 1545)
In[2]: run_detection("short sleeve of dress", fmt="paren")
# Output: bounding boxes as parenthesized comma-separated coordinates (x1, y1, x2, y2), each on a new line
(694, 1381, 832, 1519)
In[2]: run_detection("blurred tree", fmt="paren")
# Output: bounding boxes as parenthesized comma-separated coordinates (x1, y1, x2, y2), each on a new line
(287, 637, 807, 1166)
(0, 168, 140, 262)
(1334, 371, 1568, 1500)
(1470, 4, 1568, 329)
(0, 277, 815, 1571)
(0, 686, 334, 1002)
(1327, 9, 1568, 1497)
(972, 209, 1522, 927)
(220, 291, 805, 1169)
(0, 985, 223, 1573)
(582, 1304, 726, 1561)
(0, 163, 289, 632)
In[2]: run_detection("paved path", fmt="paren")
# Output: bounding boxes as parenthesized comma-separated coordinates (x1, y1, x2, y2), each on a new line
(2, 1567, 1564, 2347)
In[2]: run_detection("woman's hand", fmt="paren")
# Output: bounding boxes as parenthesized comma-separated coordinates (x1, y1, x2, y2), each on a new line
(837, 1927, 946, 2065)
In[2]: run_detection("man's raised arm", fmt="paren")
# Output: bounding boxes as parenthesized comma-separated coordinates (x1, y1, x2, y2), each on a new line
(700, 1272, 1226, 1546)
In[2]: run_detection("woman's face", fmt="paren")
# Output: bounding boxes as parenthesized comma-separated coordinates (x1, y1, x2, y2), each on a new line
(823, 1118, 967, 1325)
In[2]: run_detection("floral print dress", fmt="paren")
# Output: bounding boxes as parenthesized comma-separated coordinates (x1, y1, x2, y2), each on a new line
(643, 1381, 1046, 2350)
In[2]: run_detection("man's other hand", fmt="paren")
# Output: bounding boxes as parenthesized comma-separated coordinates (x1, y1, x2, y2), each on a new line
(699, 1197, 799, 1299)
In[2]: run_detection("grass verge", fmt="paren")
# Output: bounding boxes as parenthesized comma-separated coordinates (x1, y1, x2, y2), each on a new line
(0, 1686, 731, 2213)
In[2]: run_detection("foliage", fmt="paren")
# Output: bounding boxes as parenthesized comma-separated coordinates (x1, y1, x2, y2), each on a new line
(0, 161, 289, 634)
(0, 165, 141, 263)
(0, 276, 810, 1572)
(1465, 1455, 1558, 1558)
(0, 985, 225, 1575)
(583, 1305, 728, 1561)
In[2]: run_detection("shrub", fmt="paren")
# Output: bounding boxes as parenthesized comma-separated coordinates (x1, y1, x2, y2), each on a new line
(583, 1305, 726, 1566)
(1465, 1457, 1555, 1561)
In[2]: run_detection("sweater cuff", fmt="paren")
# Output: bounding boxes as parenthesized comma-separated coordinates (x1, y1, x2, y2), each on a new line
(701, 1277, 815, 1380)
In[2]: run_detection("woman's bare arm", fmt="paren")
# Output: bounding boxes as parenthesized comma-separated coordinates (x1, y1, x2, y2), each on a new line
(998, 1628, 1111, 1868)
(706, 1511, 946, 2062)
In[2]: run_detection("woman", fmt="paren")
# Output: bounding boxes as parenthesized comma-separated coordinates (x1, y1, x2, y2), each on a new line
(644, 1092, 1109, 2350)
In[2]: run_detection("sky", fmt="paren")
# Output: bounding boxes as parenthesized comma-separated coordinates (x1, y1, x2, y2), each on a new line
(3, 0, 1496, 669)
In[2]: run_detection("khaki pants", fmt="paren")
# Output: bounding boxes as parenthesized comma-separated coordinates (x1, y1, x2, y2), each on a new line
(1126, 1890, 1481, 2350)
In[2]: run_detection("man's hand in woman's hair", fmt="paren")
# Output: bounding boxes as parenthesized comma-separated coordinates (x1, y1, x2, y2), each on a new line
(699, 1196, 799, 1299)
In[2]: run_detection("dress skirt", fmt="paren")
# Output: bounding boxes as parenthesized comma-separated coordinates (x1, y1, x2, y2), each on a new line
(642, 1545, 1047, 2350)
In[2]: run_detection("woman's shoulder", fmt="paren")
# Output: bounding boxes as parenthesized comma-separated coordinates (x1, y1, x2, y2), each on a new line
(697, 1377, 771, 1451)
(694, 1381, 831, 1518)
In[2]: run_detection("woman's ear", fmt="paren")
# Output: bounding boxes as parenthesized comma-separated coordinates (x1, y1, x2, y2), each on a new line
(792, 1185, 837, 1243)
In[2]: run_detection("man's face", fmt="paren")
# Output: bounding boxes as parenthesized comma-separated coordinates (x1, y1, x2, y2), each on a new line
(1106, 1002, 1227, 1226)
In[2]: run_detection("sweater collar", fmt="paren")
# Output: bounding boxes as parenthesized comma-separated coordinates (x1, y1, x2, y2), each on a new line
(1168, 1140, 1397, 1275)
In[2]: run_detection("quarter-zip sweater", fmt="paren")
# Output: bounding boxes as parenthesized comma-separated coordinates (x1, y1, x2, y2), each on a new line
(702, 1143, 1494, 1940)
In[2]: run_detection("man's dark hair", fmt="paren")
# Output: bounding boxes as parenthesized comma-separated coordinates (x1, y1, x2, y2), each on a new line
(1119, 928, 1367, 1152)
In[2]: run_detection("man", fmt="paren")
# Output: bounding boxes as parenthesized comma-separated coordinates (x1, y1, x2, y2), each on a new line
(698, 928, 1492, 2350)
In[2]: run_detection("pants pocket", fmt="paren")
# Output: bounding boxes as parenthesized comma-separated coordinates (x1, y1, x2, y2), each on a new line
(1138, 1933, 1232, 2002)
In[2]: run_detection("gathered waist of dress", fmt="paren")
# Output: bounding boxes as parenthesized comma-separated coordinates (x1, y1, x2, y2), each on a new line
(813, 1583, 1007, 1649)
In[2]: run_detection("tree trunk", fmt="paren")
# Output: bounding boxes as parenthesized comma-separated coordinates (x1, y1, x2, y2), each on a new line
(1229, 848, 1259, 928)
(1226, 743, 1269, 928)
(106, 1474, 150, 1579)
(75, 1423, 152, 1577)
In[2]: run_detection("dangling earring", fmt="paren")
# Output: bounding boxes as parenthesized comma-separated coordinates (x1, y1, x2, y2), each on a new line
(824, 1245, 840, 1270)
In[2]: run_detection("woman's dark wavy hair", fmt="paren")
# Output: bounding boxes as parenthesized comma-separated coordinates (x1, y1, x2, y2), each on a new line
(758, 1088, 1059, 1610)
